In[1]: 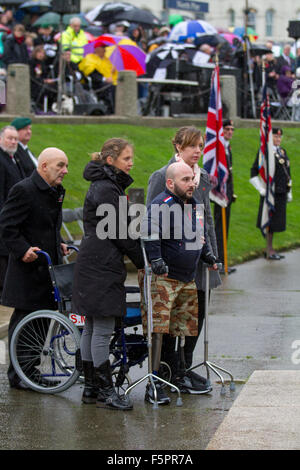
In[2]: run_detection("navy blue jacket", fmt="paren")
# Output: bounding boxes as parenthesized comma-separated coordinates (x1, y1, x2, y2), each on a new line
(142, 189, 211, 283)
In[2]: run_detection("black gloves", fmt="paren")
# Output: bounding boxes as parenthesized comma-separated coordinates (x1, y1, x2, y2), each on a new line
(200, 252, 216, 266)
(151, 258, 169, 275)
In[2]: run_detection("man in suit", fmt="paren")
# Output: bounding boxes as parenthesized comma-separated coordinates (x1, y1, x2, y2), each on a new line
(0, 147, 69, 389)
(0, 125, 27, 295)
(11, 117, 37, 176)
(212, 119, 237, 274)
(276, 44, 296, 74)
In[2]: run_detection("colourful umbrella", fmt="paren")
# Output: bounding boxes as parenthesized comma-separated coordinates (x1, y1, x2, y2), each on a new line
(233, 26, 258, 42)
(168, 14, 183, 27)
(168, 20, 217, 42)
(220, 32, 242, 47)
(83, 34, 146, 76)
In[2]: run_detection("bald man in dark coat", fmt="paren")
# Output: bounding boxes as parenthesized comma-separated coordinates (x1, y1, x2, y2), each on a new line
(0, 147, 69, 389)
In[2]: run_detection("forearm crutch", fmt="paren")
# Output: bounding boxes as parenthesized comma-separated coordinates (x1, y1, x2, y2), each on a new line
(125, 240, 183, 409)
(187, 264, 236, 395)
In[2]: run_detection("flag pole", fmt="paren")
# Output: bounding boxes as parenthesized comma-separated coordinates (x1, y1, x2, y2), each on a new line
(261, 58, 268, 252)
(203, 53, 229, 274)
(215, 51, 229, 275)
(222, 207, 228, 274)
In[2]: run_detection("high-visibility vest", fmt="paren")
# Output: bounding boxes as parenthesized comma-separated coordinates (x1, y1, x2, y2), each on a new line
(61, 27, 88, 64)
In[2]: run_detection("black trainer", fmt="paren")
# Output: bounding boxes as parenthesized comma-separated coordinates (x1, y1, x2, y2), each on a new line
(171, 374, 212, 395)
(145, 380, 171, 405)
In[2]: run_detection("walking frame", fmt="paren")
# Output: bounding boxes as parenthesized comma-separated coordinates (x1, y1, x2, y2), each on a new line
(125, 240, 183, 409)
(187, 264, 236, 395)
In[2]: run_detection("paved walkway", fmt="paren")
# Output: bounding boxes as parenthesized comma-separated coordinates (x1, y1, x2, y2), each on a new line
(1, 249, 300, 450)
(207, 370, 300, 450)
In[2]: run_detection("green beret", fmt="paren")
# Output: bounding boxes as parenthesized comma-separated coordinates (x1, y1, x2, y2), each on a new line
(10, 117, 32, 130)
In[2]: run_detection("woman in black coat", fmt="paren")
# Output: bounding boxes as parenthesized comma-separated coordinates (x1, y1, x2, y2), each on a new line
(29, 45, 49, 107)
(72, 138, 144, 410)
(2, 24, 29, 68)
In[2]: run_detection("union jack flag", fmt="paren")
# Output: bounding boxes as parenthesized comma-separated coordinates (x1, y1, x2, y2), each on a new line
(203, 64, 228, 207)
(258, 85, 275, 236)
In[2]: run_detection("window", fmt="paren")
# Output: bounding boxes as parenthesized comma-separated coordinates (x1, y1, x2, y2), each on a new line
(247, 9, 256, 31)
(228, 9, 235, 28)
(266, 9, 274, 37)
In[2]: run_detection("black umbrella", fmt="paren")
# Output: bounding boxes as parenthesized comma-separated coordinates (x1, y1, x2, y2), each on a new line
(194, 33, 227, 48)
(86, 2, 160, 27)
(19, 0, 52, 14)
(146, 43, 196, 78)
(234, 43, 271, 57)
(86, 3, 135, 23)
(110, 9, 160, 27)
(1, 0, 24, 4)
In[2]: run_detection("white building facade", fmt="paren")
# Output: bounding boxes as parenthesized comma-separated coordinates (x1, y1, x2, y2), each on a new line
(81, 0, 300, 42)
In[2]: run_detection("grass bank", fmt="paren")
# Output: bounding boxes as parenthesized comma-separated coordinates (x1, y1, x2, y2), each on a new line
(11, 122, 300, 265)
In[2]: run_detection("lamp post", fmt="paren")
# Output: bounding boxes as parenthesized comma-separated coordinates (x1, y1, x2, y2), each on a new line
(243, 0, 256, 118)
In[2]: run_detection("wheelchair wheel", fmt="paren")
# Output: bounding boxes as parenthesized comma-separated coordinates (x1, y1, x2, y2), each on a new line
(10, 310, 81, 394)
(112, 369, 132, 396)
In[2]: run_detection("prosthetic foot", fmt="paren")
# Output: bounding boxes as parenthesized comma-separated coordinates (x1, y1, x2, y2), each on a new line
(144, 333, 170, 405)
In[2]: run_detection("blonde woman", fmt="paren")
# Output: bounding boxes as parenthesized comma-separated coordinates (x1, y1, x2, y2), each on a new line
(72, 138, 144, 410)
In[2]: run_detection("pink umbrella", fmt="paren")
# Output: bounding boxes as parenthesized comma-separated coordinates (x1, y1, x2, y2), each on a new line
(220, 32, 242, 47)
(83, 34, 146, 76)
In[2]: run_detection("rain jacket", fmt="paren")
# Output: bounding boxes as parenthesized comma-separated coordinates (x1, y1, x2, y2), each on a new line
(72, 161, 143, 319)
(61, 26, 88, 64)
(142, 189, 213, 283)
(79, 53, 118, 85)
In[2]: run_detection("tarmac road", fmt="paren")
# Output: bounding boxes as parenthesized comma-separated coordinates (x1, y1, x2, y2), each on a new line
(0, 249, 300, 451)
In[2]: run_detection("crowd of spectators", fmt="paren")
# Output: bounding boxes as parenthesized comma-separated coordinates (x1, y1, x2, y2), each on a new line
(252, 42, 300, 104)
(0, 6, 299, 117)
(0, 11, 180, 114)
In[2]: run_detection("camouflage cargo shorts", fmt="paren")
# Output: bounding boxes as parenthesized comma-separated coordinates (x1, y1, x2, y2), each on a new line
(138, 271, 198, 337)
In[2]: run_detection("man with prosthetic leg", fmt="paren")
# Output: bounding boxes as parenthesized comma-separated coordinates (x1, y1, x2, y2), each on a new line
(140, 162, 216, 405)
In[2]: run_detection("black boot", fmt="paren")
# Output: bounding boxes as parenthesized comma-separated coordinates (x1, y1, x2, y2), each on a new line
(95, 360, 133, 411)
(82, 361, 98, 404)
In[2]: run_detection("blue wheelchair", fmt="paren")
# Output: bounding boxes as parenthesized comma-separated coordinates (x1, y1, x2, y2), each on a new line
(9, 248, 171, 394)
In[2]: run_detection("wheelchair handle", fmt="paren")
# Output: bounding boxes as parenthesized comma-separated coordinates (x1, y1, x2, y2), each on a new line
(37, 246, 79, 266)
(36, 246, 79, 304)
(66, 245, 79, 253)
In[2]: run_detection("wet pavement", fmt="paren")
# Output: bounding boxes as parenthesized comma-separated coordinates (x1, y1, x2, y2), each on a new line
(0, 249, 300, 450)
